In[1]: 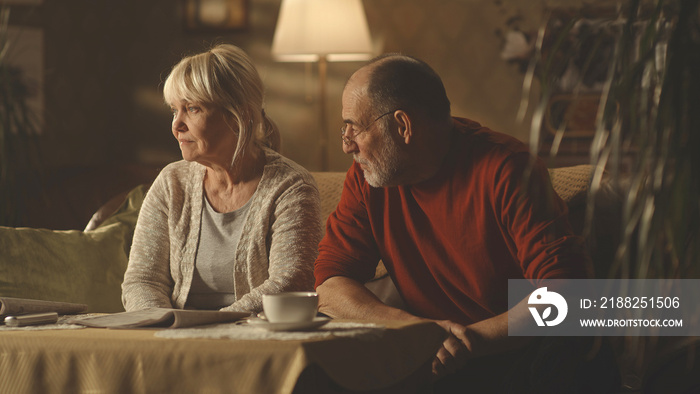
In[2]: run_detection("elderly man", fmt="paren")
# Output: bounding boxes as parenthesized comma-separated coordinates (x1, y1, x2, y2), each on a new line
(314, 54, 618, 393)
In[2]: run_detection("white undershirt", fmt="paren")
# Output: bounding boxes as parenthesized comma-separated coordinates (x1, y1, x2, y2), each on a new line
(185, 193, 252, 310)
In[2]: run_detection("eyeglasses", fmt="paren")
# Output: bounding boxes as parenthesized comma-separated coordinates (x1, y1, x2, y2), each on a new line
(341, 110, 397, 145)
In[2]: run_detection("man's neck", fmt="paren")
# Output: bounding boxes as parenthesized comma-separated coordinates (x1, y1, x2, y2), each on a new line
(405, 119, 455, 185)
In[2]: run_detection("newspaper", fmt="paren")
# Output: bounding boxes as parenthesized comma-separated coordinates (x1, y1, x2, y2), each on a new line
(0, 297, 88, 318)
(66, 307, 250, 329)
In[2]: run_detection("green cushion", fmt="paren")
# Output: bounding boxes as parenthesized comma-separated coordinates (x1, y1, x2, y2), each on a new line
(0, 185, 147, 313)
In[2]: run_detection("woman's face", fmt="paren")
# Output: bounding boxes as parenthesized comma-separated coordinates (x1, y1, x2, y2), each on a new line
(170, 100, 238, 167)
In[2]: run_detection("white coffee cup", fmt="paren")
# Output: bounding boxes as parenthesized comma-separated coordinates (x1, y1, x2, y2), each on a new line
(262, 292, 319, 323)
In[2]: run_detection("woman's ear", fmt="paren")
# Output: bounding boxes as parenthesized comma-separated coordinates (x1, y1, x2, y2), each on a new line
(394, 110, 412, 145)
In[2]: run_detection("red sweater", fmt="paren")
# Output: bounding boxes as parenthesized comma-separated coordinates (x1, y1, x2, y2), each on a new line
(314, 118, 588, 326)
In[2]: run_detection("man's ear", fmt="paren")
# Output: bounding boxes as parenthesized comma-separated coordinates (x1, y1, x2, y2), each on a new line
(394, 110, 412, 145)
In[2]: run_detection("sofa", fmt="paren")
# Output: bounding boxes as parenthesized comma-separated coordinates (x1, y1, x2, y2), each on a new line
(0, 164, 616, 314)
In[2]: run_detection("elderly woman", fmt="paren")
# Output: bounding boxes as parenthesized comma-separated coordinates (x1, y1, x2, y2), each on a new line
(122, 44, 322, 313)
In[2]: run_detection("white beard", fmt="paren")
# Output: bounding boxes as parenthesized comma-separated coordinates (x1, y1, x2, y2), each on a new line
(355, 128, 406, 188)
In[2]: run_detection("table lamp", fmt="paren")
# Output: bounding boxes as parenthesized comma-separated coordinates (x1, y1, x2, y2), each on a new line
(272, 0, 373, 170)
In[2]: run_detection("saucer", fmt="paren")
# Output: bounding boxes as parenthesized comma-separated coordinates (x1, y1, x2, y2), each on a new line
(247, 316, 330, 331)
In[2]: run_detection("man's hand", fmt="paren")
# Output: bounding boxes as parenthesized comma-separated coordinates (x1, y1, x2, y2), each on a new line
(430, 299, 534, 380)
(432, 320, 473, 379)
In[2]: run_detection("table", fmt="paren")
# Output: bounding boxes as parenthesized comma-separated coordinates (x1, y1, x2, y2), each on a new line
(0, 320, 445, 394)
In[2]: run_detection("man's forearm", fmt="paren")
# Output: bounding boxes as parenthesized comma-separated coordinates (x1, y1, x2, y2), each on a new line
(316, 276, 419, 321)
(450, 295, 534, 358)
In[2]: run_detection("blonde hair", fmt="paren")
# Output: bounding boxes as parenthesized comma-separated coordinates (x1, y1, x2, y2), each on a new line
(163, 44, 280, 168)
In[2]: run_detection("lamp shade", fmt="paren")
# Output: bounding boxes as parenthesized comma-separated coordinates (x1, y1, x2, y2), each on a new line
(272, 0, 373, 62)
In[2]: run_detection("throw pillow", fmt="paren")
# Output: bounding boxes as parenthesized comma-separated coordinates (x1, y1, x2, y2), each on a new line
(0, 185, 147, 313)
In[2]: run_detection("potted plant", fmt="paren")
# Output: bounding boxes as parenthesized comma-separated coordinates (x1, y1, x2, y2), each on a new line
(518, 0, 699, 390)
(0, 6, 43, 227)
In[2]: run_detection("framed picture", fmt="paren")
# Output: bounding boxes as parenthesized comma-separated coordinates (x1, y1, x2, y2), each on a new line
(540, 6, 619, 138)
(184, 0, 248, 32)
(1, 0, 43, 4)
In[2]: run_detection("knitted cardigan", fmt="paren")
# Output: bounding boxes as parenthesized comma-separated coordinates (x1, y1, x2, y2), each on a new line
(122, 148, 322, 313)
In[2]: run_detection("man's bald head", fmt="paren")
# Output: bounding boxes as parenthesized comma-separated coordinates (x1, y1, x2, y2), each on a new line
(351, 54, 452, 125)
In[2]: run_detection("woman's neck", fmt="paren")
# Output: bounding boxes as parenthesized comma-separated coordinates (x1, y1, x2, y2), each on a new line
(212, 146, 265, 183)
(204, 147, 266, 212)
